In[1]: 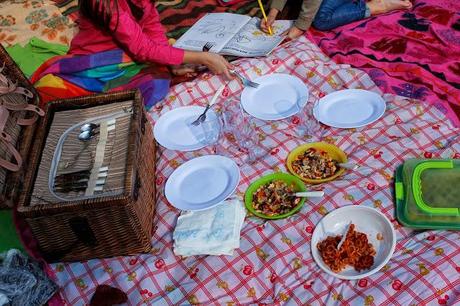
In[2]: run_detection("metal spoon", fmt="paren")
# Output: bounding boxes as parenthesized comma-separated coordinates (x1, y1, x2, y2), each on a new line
(80, 123, 99, 132)
(78, 130, 99, 141)
(337, 162, 359, 170)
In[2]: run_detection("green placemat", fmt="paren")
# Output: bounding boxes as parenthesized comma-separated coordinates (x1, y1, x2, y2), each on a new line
(0, 210, 23, 253)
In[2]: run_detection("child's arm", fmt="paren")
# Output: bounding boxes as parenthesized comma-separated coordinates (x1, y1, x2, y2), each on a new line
(140, 4, 170, 47)
(295, 0, 323, 32)
(98, 1, 232, 78)
(270, 0, 288, 13)
(264, 0, 323, 39)
(260, 0, 285, 33)
(105, 3, 184, 65)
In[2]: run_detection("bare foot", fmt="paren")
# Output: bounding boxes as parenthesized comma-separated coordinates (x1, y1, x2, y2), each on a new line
(367, 0, 412, 15)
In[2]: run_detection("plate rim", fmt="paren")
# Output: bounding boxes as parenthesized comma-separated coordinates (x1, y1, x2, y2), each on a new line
(165, 155, 240, 211)
(310, 205, 396, 280)
(153, 105, 208, 151)
(240, 73, 309, 121)
(314, 89, 386, 128)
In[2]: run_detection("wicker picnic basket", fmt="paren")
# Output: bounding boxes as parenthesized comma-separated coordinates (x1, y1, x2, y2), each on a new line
(0, 45, 156, 262)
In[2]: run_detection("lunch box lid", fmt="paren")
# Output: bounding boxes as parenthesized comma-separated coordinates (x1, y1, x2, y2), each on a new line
(395, 159, 460, 230)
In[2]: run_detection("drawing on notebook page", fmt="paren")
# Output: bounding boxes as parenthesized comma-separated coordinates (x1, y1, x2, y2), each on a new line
(234, 33, 268, 44)
(196, 19, 238, 39)
(173, 13, 293, 57)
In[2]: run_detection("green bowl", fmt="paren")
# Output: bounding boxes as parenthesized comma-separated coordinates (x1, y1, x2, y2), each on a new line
(244, 172, 307, 220)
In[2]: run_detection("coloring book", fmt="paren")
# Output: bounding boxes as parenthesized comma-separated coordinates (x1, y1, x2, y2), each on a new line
(174, 13, 293, 57)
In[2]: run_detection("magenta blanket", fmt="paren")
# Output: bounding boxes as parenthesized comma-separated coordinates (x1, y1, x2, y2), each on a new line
(308, 0, 460, 126)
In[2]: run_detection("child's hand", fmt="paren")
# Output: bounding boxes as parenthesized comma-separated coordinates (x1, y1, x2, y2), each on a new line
(170, 65, 198, 78)
(202, 53, 233, 80)
(182, 51, 233, 79)
(260, 8, 279, 34)
(287, 26, 305, 40)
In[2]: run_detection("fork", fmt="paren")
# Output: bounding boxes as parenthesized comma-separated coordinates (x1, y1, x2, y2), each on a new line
(337, 222, 352, 251)
(190, 84, 226, 126)
(230, 70, 259, 88)
(190, 42, 216, 72)
(202, 42, 215, 52)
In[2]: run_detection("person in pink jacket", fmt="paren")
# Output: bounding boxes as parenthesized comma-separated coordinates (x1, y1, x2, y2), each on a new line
(72, 0, 232, 78)
(32, 0, 234, 107)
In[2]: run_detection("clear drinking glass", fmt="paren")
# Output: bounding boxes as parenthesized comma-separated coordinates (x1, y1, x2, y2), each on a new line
(239, 133, 264, 163)
(220, 98, 266, 164)
(200, 116, 222, 146)
(186, 112, 222, 149)
(294, 95, 323, 140)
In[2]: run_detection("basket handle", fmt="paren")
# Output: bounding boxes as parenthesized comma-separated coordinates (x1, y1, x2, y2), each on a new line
(0, 100, 44, 126)
(69, 216, 98, 247)
(0, 130, 22, 172)
(133, 172, 141, 201)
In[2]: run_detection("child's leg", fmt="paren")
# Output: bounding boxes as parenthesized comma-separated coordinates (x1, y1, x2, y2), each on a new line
(312, 0, 368, 31)
(313, 0, 412, 31)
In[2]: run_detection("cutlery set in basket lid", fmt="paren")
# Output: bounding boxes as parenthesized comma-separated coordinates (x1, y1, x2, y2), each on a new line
(0, 46, 156, 262)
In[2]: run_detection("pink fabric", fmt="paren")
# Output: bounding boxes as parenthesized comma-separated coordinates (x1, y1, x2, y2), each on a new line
(69, 0, 184, 65)
(308, 0, 460, 127)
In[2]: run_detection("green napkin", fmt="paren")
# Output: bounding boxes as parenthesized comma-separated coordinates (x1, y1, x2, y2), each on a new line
(6, 37, 69, 78)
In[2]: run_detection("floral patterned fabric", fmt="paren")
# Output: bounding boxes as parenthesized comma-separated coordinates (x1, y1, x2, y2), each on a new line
(0, 0, 76, 47)
(49, 37, 460, 305)
(308, 0, 460, 127)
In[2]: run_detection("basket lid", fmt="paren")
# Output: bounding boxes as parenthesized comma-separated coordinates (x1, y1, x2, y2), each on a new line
(0, 44, 41, 208)
(395, 159, 460, 230)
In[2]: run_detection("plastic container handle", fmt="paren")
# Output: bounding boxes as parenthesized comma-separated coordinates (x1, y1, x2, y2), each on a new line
(412, 160, 459, 216)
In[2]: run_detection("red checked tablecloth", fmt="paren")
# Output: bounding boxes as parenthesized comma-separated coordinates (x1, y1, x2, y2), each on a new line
(51, 37, 460, 305)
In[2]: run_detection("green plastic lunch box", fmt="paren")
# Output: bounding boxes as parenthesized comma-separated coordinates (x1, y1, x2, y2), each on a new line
(395, 159, 460, 230)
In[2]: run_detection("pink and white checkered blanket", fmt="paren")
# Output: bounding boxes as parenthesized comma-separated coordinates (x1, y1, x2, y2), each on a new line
(51, 37, 460, 305)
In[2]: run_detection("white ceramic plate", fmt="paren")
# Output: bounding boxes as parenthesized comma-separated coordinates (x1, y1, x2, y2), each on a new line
(313, 89, 386, 128)
(154, 106, 217, 151)
(240, 73, 309, 121)
(165, 155, 240, 211)
(311, 205, 396, 280)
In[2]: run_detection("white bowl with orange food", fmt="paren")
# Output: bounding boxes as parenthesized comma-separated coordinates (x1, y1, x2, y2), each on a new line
(311, 205, 396, 280)
(286, 142, 348, 184)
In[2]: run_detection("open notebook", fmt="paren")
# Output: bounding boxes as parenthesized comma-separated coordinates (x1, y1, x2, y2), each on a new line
(174, 13, 293, 57)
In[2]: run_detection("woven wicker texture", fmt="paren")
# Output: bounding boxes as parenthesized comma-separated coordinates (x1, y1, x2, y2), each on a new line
(18, 91, 156, 262)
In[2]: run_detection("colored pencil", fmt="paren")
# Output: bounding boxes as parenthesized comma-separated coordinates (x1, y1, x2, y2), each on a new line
(257, 0, 273, 35)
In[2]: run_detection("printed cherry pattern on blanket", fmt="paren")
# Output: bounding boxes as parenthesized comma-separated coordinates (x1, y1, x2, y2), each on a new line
(47, 37, 460, 305)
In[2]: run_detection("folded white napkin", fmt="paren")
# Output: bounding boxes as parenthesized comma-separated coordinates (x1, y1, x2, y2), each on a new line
(0, 294, 8, 306)
(173, 198, 246, 256)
